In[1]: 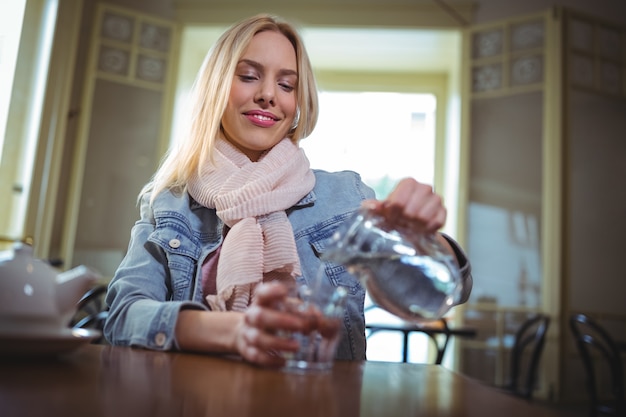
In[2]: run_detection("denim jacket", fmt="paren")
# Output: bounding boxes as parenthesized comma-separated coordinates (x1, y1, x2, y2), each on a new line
(104, 169, 472, 360)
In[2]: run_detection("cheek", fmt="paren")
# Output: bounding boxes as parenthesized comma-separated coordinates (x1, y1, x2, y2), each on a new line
(227, 85, 246, 110)
(281, 95, 298, 121)
(222, 87, 245, 126)
(221, 102, 236, 132)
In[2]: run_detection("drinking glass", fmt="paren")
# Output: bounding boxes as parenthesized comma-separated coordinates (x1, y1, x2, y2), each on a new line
(279, 275, 348, 373)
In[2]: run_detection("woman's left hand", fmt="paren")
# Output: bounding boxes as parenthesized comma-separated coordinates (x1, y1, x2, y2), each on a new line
(363, 177, 446, 234)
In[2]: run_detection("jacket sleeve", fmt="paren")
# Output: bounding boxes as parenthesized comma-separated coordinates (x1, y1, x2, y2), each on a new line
(103, 192, 206, 351)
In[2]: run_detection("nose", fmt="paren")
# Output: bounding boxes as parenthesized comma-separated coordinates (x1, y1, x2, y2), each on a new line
(254, 80, 275, 106)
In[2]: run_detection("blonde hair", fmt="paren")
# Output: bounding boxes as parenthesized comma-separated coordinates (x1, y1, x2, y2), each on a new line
(143, 14, 319, 201)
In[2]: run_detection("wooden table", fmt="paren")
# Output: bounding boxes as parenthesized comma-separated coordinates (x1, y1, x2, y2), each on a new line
(0, 344, 562, 417)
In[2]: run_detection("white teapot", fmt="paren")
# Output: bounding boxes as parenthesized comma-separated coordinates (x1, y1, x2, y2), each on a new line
(0, 241, 100, 334)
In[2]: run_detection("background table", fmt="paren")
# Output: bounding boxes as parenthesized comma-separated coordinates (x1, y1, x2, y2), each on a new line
(366, 318, 477, 364)
(0, 344, 562, 417)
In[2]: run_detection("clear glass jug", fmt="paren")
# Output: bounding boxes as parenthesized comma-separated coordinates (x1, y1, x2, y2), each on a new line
(322, 208, 463, 321)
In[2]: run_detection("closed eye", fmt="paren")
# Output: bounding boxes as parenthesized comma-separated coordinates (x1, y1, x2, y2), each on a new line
(279, 82, 295, 92)
(239, 75, 258, 82)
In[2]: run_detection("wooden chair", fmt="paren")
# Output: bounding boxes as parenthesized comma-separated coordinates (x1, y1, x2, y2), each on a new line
(500, 314, 550, 400)
(569, 313, 624, 416)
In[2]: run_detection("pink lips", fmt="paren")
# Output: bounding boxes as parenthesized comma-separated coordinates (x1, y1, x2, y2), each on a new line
(244, 110, 279, 128)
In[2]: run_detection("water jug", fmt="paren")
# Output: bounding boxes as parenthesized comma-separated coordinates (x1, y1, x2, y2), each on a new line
(322, 208, 463, 321)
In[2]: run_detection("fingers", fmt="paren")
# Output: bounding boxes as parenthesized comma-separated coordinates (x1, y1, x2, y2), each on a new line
(235, 282, 314, 368)
(253, 280, 290, 307)
(364, 178, 447, 233)
(238, 324, 299, 367)
(244, 302, 306, 334)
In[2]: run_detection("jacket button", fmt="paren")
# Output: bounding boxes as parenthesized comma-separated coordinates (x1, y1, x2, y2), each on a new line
(168, 238, 181, 248)
(154, 332, 167, 347)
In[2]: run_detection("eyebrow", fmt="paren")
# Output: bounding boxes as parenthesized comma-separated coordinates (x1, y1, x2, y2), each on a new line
(238, 59, 298, 77)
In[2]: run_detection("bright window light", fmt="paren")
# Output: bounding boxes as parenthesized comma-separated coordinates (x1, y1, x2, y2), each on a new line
(0, 0, 28, 159)
(301, 90, 438, 363)
(301, 91, 436, 199)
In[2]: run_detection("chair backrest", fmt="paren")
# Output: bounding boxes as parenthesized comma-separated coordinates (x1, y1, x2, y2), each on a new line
(505, 314, 550, 400)
(69, 284, 109, 343)
(569, 313, 624, 416)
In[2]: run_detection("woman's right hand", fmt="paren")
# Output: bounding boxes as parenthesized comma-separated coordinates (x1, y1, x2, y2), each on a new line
(235, 281, 312, 367)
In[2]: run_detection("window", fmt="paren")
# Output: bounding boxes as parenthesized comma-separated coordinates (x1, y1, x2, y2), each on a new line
(301, 90, 438, 363)
(0, 0, 58, 240)
(0, 1, 28, 160)
(301, 91, 437, 198)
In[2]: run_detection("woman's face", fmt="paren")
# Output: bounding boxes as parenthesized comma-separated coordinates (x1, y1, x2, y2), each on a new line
(221, 30, 298, 161)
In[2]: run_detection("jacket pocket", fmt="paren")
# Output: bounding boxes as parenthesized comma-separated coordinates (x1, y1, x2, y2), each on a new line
(309, 231, 363, 295)
(149, 225, 200, 299)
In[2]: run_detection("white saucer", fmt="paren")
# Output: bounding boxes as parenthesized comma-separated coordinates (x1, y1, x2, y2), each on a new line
(0, 327, 101, 356)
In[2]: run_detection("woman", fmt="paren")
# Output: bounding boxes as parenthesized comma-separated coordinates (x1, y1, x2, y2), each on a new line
(104, 13, 472, 367)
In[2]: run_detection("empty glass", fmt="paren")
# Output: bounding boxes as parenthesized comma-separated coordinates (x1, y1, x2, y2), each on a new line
(322, 207, 463, 322)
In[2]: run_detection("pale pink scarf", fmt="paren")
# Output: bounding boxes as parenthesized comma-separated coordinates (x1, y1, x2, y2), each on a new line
(187, 137, 315, 311)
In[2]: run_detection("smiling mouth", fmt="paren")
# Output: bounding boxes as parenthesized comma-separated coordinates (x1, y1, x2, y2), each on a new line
(248, 113, 278, 122)
(250, 113, 276, 122)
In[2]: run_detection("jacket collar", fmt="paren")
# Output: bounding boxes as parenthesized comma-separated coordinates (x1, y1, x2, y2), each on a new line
(294, 189, 316, 207)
